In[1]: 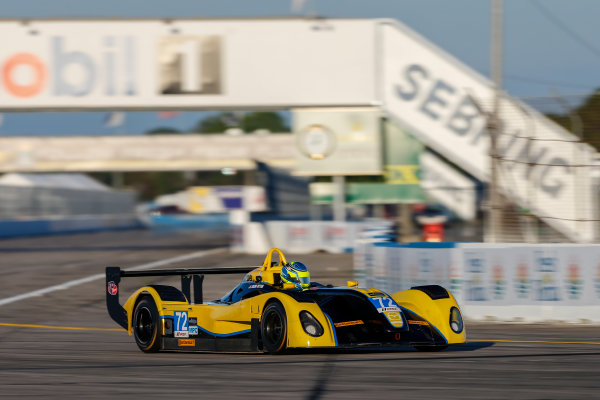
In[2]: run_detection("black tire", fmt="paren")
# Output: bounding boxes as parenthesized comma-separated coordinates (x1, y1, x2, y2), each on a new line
(261, 301, 287, 354)
(132, 297, 161, 353)
(414, 345, 448, 352)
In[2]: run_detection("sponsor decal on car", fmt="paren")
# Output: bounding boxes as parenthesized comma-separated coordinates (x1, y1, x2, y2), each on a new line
(107, 281, 118, 295)
(368, 296, 401, 313)
(368, 296, 404, 328)
(408, 320, 429, 326)
(189, 317, 197, 325)
(189, 326, 199, 336)
(334, 320, 364, 328)
(248, 284, 264, 289)
(178, 339, 195, 347)
(174, 310, 189, 338)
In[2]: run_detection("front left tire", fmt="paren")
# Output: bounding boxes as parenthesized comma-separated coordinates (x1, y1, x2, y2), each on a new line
(261, 301, 287, 354)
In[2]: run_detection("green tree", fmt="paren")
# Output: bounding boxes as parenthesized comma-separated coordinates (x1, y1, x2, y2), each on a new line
(91, 171, 188, 201)
(545, 89, 600, 150)
(125, 171, 188, 201)
(146, 127, 181, 135)
(241, 112, 288, 132)
(194, 111, 289, 133)
(195, 113, 233, 133)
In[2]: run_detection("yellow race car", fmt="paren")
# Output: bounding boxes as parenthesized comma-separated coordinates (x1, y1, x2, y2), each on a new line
(106, 248, 465, 353)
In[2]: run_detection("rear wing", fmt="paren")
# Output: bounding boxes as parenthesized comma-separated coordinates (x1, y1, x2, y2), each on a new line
(105, 266, 256, 330)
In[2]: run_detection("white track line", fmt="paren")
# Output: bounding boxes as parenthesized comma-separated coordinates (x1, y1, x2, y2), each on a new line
(0, 247, 226, 307)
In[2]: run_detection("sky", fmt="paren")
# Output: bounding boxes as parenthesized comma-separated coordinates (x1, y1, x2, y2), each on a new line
(1, 0, 599, 135)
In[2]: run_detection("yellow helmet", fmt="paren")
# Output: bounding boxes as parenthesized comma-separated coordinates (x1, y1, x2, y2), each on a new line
(280, 261, 310, 290)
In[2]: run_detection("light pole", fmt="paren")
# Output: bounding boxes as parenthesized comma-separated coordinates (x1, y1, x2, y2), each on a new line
(488, 0, 504, 242)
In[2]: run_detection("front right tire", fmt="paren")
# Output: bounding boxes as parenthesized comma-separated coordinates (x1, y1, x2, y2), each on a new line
(132, 297, 161, 353)
(261, 301, 287, 354)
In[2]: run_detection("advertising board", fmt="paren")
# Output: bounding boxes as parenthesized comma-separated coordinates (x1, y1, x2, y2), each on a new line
(357, 241, 600, 323)
(0, 19, 376, 109)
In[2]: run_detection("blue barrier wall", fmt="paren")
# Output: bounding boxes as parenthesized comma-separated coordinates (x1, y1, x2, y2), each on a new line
(0, 216, 141, 239)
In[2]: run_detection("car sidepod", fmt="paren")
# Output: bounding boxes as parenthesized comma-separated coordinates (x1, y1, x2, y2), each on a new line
(391, 285, 466, 348)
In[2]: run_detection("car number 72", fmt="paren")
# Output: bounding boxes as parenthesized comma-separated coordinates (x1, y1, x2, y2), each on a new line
(370, 296, 399, 312)
(174, 311, 188, 332)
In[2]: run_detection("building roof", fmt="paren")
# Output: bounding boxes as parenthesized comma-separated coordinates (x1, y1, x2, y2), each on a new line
(0, 173, 110, 191)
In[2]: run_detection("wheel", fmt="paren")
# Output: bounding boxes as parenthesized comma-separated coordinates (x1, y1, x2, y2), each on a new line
(414, 345, 448, 352)
(261, 301, 287, 354)
(132, 297, 161, 353)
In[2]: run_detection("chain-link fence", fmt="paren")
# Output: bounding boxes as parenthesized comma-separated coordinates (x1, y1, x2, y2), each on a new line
(485, 92, 600, 243)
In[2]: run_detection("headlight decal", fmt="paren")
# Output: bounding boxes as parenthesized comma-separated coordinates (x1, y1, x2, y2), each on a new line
(299, 311, 324, 337)
(449, 307, 464, 334)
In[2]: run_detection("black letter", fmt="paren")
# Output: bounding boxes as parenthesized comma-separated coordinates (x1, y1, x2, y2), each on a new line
(447, 95, 482, 136)
(420, 79, 455, 120)
(395, 64, 428, 101)
(539, 157, 571, 198)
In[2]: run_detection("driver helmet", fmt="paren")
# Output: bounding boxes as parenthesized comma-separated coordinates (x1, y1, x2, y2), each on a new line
(280, 261, 310, 290)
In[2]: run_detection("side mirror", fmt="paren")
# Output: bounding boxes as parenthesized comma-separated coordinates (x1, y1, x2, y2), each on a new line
(282, 283, 296, 290)
(347, 280, 359, 288)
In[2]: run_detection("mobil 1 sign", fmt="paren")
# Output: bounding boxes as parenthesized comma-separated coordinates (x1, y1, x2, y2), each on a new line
(380, 22, 597, 242)
(0, 19, 376, 109)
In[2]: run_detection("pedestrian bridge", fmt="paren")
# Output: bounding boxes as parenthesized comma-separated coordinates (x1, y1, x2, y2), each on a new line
(0, 17, 596, 241)
(0, 134, 295, 172)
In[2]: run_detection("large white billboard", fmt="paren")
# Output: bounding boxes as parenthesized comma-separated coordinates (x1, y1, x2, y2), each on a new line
(0, 19, 376, 109)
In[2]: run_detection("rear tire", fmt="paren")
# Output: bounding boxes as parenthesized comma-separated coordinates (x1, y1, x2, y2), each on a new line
(261, 302, 287, 354)
(133, 297, 161, 353)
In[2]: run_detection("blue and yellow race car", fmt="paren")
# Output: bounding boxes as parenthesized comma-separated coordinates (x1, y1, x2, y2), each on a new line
(106, 248, 465, 353)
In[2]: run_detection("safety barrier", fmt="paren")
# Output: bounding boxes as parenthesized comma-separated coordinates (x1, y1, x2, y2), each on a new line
(355, 241, 600, 324)
(231, 220, 393, 254)
(0, 215, 140, 238)
(265, 221, 393, 254)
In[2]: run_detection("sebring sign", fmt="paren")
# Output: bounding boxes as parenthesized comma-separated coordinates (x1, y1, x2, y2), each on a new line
(381, 21, 597, 242)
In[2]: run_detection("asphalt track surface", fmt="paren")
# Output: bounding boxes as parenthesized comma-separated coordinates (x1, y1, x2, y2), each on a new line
(1, 230, 599, 399)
